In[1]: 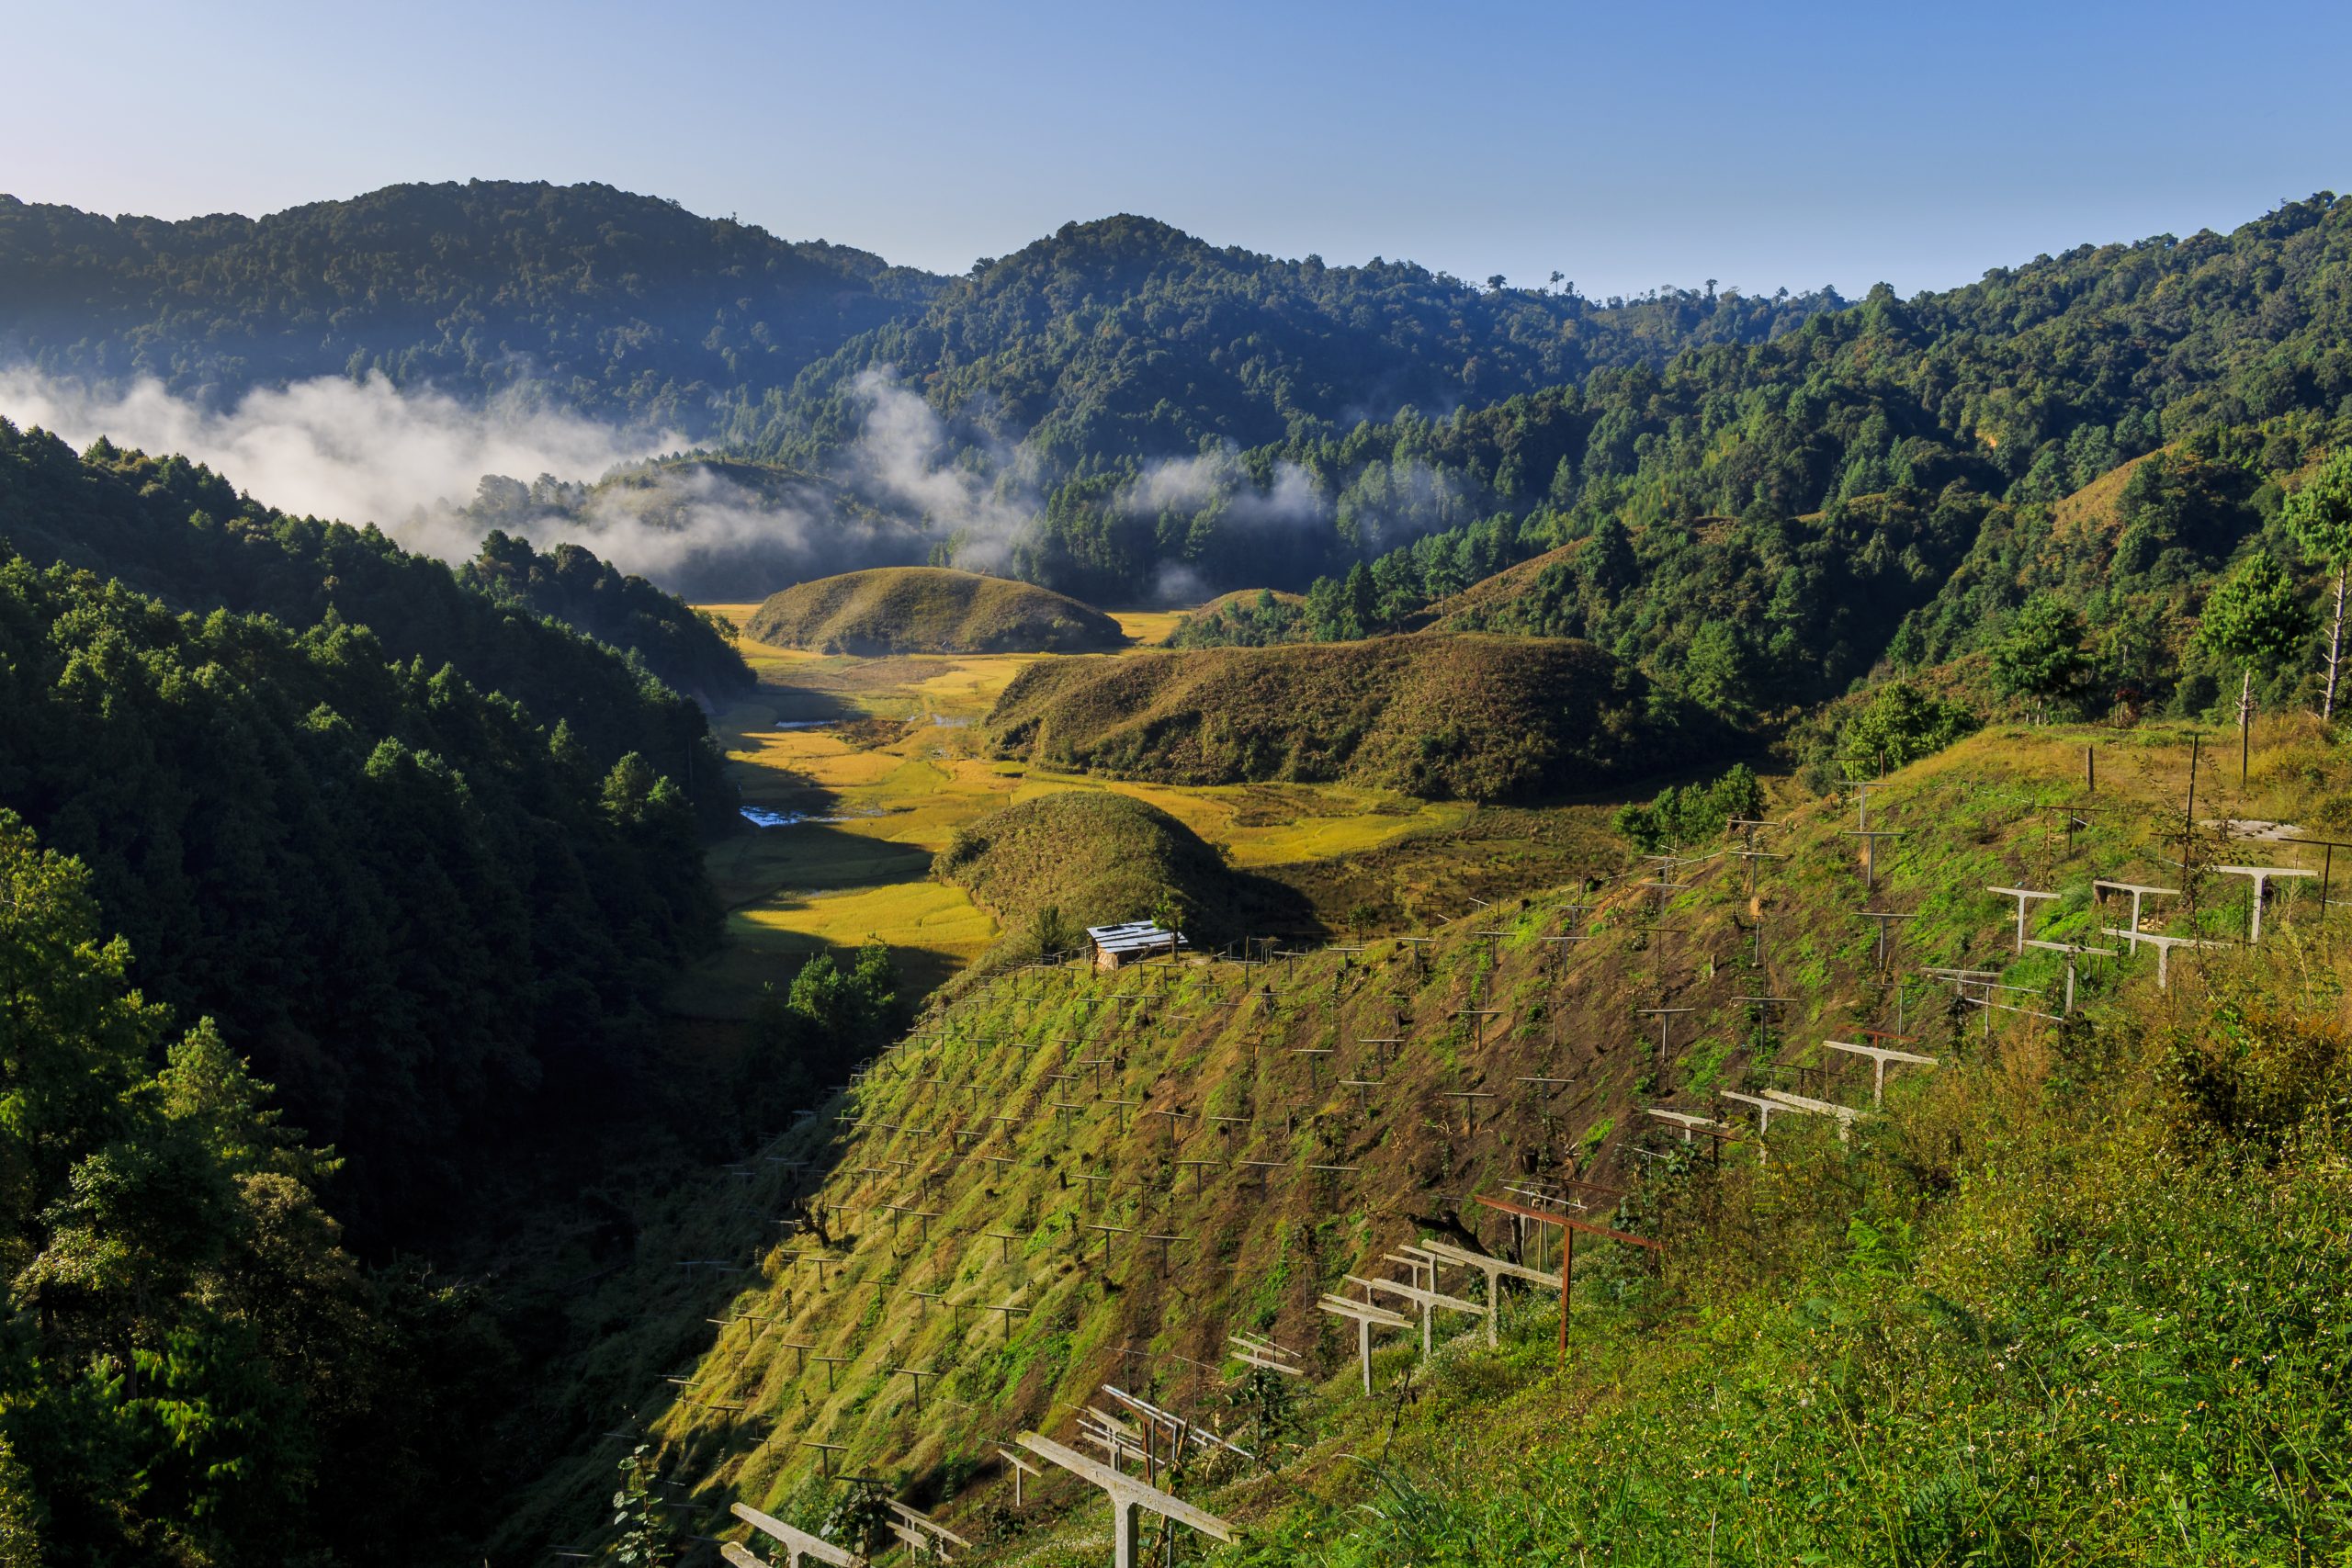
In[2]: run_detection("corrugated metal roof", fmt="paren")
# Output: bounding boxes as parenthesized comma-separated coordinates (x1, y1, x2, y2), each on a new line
(1086, 921, 1186, 953)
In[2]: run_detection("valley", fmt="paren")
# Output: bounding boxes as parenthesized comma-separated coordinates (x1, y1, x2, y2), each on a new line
(6, 152, 2352, 1568)
(681, 604, 1535, 1009)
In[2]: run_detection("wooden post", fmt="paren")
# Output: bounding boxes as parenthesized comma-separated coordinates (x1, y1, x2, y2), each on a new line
(1474, 1194, 1659, 1376)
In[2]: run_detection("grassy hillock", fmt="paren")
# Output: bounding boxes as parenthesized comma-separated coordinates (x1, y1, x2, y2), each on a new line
(933, 792, 1315, 959)
(745, 567, 1127, 655)
(1167, 589, 1310, 648)
(499, 719, 2352, 1566)
(983, 633, 1699, 800)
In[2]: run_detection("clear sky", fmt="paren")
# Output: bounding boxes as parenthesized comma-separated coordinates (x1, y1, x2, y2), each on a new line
(8, 0, 2350, 299)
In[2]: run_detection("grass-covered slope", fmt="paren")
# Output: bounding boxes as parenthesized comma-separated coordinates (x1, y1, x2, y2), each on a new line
(983, 633, 1697, 800)
(503, 721, 2352, 1566)
(933, 791, 1314, 956)
(745, 567, 1127, 655)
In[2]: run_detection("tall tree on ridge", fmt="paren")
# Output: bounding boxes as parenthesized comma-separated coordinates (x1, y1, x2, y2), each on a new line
(2281, 447, 2352, 721)
(2198, 549, 2313, 783)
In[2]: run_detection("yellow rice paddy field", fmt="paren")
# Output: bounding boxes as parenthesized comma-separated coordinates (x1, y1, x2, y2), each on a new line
(674, 604, 1466, 1014)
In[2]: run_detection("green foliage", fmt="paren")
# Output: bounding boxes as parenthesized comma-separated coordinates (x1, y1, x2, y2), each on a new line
(0, 509, 717, 1246)
(1029, 903, 1080, 960)
(2280, 446, 2352, 569)
(818, 1478, 892, 1557)
(607, 1445, 670, 1568)
(2198, 548, 2313, 695)
(741, 942, 907, 1128)
(1989, 592, 2090, 715)
(1839, 680, 1977, 771)
(1223, 1366, 1304, 1459)
(1611, 764, 1762, 853)
(458, 528, 752, 697)
(743, 567, 1125, 655)
(0, 811, 503, 1563)
(0, 1438, 37, 1568)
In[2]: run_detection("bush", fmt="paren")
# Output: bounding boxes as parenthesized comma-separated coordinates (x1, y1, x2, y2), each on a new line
(1838, 680, 1977, 772)
(1613, 764, 1763, 852)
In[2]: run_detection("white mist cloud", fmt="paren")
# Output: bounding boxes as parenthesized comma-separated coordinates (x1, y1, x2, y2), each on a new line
(0, 367, 675, 530)
(841, 367, 1036, 569)
(1125, 448, 1329, 530)
(0, 366, 969, 596)
(0, 364, 1359, 604)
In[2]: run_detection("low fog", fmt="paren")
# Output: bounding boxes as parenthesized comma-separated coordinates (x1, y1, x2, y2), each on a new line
(0, 365, 1376, 604)
(0, 366, 1030, 599)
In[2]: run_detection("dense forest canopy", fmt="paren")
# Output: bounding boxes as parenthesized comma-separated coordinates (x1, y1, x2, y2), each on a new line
(1120, 195, 2352, 726)
(0, 811, 514, 1563)
(0, 422, 726, 1242)
(0, 420, 740, 827)
(456, 523, 753, 699)
(729, 213, 1838, 475)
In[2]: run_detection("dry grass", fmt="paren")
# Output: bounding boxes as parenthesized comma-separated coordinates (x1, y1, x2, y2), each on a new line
(743, 568, 1126, 655)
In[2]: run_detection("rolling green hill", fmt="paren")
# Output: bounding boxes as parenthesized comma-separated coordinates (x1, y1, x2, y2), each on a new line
(744, 567, 1126, 654)
(982, 634, 1700, 800)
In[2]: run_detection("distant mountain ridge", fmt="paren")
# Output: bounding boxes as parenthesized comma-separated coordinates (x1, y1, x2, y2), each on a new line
(731, 212, 1839, 470)
(0, 179, 945, 428)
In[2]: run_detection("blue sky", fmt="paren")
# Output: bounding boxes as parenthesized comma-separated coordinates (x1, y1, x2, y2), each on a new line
(9, 0, 2350, 299)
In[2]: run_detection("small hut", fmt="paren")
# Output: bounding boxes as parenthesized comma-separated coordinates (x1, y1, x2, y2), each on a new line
(1086, 920, 1186, 971)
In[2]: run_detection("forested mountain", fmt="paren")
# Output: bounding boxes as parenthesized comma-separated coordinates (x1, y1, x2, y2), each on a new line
(1134, 195, 2352, 726)
(730, 213, 1838, 472)
(0, 421, 724, 1243)
(0, 180, 942, 430)
(0, 422, 737, 828)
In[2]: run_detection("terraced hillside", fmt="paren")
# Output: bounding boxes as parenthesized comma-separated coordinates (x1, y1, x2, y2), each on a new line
(983, 634, 1699, 800)
(503, 718, 2352, 1563)
(747, 569, 1128, 656)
